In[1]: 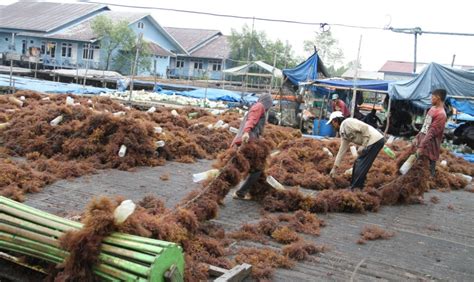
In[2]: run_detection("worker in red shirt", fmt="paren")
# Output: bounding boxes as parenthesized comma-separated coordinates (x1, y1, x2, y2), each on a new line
(232, 93, 273, 200)
(332, 94, 350, 117)
(414, 89, 447, 176)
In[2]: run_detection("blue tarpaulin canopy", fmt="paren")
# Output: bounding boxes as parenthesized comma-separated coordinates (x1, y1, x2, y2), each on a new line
(314, 79, 392, 92)
(283, 52, 329, 86)
(388, 63, 474, 115)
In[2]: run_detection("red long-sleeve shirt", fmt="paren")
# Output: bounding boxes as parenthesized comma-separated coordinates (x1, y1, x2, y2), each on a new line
(232, 102, 266, 146)
(416, 106, 447, 161)
(332, 100, 350, 117)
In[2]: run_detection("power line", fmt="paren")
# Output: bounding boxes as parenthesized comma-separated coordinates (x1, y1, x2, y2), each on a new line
(82, 1, 385, 30)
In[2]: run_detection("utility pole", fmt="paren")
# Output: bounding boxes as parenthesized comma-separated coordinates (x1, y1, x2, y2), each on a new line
(128, 33, 143, 104)
(269, 51, 277, 95)
(389, 27, 474, 73)
(243, 17, 255, 97)
(351, 35, 363, 118)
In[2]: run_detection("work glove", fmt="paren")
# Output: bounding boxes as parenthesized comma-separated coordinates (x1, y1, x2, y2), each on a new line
(415, 148, 422, 158)
(329, 168, 336, 178)
(242, 132, 250, 143)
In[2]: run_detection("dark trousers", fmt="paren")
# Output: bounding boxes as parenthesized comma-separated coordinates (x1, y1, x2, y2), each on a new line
(351, 138, 385, 189)
(236, 171, 262, 197)
(429, 160, 436, 177)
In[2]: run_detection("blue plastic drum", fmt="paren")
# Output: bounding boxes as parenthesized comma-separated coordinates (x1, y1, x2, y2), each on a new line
(313, 119, 335, 137)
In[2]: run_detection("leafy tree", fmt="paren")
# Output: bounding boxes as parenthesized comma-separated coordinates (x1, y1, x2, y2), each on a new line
(265, 39, 298, 69)
(113, 37, 151, 75)
(303, 30, 344, 69)
(91, 15, 150, 74)
(228, 24, 298, 69)
(327, 65, 348, 77)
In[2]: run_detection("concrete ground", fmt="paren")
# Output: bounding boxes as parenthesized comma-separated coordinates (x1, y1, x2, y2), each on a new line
(3, 160, 474, 281)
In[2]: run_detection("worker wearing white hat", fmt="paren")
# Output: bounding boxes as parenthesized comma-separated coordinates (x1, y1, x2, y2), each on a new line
(331, 94, 350, 117)
(327, 111, 385, 190)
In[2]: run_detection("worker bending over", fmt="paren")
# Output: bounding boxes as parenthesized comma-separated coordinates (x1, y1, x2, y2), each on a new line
(413, 89, 447, 176)
(328, 111, 385, 190)
(232, 93, 273, 200)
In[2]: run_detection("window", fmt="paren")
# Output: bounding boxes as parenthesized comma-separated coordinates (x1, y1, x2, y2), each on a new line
(210, 60, 222, 71)
(21, 40, 27, 55)
(61, 43, 73, 58)
(193, 60, 203, 70)
(176, 59, 184, 68)
(41, 42, 46, 55)
(82, 44, 100, 60)
(46, 42, 56, 58)
(138, 22, 144, 29)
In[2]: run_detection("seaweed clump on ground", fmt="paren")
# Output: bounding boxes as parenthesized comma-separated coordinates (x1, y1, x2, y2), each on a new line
(230, 210, 325, 243)
(56, 197, 119, 281)
(234, 248, 294, 280)
(357, 225, 394, 245)
(282, 242, 326, 261)
(262, 187, 381, 214)
(0, 158, 54, 201)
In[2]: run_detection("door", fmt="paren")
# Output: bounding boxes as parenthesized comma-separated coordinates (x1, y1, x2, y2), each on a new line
(70, 43, 77, 64)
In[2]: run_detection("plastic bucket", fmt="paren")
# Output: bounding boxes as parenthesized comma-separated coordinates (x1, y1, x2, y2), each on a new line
(313, 119, 335, 137)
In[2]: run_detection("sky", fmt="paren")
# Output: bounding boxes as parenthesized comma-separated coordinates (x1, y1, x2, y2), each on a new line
(6, 0, 474, 70)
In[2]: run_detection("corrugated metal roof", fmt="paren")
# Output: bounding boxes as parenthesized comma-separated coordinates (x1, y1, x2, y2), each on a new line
(148, 42, 175, 57)
(0, 2, 107, 32)
(189, 35, 230, 59)
(18, 11, 149, 42)
(342, 69, 384, 80)
(379, 61, 421, 74)
(164, 27, 221, 51)
(379, 60, 474, 74)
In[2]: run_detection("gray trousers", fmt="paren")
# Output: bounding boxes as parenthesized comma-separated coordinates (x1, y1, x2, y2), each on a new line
(236, 171, 262, 196)
(351, 138, 385, 189)
(429, 160, 436, 177)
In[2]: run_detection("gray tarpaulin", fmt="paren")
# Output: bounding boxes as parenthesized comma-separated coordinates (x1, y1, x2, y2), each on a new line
(388, 63, 474, 114)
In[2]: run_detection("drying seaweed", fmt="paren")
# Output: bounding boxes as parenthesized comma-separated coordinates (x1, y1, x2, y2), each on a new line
(282, 241, 326, 261)
(278, 210, 325, 236)
(160, 173, 170, 181)
(234, 248, 294, 280)
(57, 197, 119, 281)
(271, 226, 300, 244)
(262, 187, 381, 214)
(358, 225, 394, 245)
(430, 196, 440, 204)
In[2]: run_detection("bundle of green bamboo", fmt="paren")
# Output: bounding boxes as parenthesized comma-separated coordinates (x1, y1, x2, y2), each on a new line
(0, 196, 184, 281)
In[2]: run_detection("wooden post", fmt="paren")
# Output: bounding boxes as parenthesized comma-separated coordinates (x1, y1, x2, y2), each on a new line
(34, 57, 38, 79)
(83, 43, 90, 88)
(317, 94, 327, 135)
(153, 59, 157, 90)
(75, 63, 79, 84)
(384, 95, 392, 136)
(9, 32, 15, 94)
